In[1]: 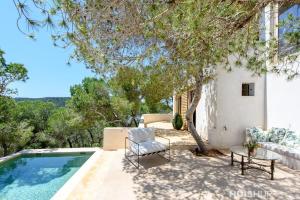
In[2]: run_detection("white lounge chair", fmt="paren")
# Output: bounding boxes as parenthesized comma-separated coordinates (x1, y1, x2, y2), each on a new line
(125, 128, 170, 168)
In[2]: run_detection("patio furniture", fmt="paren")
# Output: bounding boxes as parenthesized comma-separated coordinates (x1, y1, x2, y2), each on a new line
(246, 127, 300, 170)
(230, 146, 280, 180)
(125, 128, 170, 168)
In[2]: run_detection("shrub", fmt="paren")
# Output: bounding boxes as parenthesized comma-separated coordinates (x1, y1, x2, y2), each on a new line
(172, 113, 183, 130)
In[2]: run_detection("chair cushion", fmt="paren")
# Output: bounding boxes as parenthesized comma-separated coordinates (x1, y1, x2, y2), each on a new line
(260, 142, 279, 152)
(131, 140, 167, 155)
(280, 130, 300, 148)
(128, 128, 155, 143)
(268, 127, 289, 143)
(246, 127, 267, 143)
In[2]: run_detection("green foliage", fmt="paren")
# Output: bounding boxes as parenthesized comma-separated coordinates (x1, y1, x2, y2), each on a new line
(67, 77, 133, 146)
(15, 97, 70, 107)
(0, 49, 28, 96)
(0, 96, 32, 156)
(110, 67, 143, 117)
(172, 113, 183, 130)
(110, 66, 173, 115)
(14, 101, 57, 148)
(10, 1, 300, 152)
(0, 74, 173, 156)
(48, 107, 82, 147)
(69, 77, 129, 126)
(19, 0, 296, 90)
(15, 101, 56, 133)
(279, 12, 300, 43)
(244, 140, 259, 152)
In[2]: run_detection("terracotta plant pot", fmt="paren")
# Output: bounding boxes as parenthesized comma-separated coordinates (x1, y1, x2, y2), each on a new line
(248, 148, 257, 156)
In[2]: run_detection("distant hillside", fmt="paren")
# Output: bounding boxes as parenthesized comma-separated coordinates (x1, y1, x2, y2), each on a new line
(15, 97, 70, 107)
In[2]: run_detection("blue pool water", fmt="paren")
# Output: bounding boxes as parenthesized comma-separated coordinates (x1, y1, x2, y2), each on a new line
(0, 152, 93, 200)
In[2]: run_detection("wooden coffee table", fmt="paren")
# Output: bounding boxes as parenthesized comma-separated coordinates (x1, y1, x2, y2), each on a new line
(230, 146, 281, 180)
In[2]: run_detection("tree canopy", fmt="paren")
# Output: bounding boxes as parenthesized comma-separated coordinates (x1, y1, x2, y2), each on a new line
(0, 48, 31, 155)
(69, 77, 130, 126)
(0, 49, 28, 96)
(12, 0, 300, 152)
(0, 96, 32, 156)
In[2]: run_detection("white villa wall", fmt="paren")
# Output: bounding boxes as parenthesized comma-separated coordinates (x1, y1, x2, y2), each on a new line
(196, 66, 265, 148)
(197, 67, 265, 149)
(213, 68, 265, 148)
(266, 71, 300, 134)
(196, 65, 300, 148)
(190, 3, 300, 148)
(264, 3, 300, 134)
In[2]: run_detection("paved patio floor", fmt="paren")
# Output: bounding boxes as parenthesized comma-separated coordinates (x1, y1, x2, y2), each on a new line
(67, 148, 300, 200)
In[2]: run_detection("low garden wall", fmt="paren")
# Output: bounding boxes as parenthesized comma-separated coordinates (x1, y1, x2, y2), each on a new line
(139, 113, 172, 128)
(103, 114, 173, 150)
(103, 127, 130, 150)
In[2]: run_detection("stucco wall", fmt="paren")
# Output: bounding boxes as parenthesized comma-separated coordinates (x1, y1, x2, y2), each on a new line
(213, 68, 265, 148)
(266, 72, 300, 134)
(196, 65, 300, 148)
(263, 3, 300, 134)
(196, 3, 300, 148)
(143, 114, 172, 125)
(103, 127, 129, 150)
(196, 66, 265, 149)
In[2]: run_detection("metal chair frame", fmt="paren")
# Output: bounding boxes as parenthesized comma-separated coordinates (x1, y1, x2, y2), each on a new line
(125, 136, 171, 169)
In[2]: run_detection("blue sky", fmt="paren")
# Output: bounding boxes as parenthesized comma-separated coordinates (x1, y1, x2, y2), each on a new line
(0, 1, 94, 98)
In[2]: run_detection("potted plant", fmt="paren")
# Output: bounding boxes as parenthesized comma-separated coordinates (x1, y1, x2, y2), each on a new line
(245, 140, 259, 156)
(172, 113, 183, 130)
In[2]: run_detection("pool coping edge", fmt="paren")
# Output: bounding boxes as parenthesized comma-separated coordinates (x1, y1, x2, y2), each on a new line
(50, 148, 102, 200)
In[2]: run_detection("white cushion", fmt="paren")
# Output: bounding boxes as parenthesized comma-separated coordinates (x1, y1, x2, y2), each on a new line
(131, 140, 167, 155)
(260, 142, 300, 160)
(287, 149, 300, 160)
(260, 142, 284, 152)
(128, 128, 155, 143)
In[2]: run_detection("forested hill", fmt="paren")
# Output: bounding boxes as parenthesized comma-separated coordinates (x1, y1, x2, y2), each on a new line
(15, 97, 70, 107)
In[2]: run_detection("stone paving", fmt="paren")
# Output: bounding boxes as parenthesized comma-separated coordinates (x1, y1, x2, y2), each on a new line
(66, 130, 300, 200)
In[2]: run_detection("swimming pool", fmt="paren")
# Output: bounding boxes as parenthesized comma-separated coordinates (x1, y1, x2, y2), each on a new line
(0, 152, 94, 200)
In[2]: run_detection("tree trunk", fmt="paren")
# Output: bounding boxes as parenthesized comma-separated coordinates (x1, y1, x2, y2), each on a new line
(185, 76, 207, 153)
(87, 129, 94, 145)
(80, 135, 85, 147)
(2, 142, 8, 156)
(131, 111, 139, 127)
(67, 138, 73, 148)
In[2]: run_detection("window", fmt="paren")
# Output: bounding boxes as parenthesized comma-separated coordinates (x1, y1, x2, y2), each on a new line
(242, 83, 255, 96)
(259, 8, 266, 42)
(279, 4, 300, 56)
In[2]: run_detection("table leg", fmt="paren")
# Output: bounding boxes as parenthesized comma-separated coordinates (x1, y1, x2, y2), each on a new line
(241, 156, 245, 175)
(271, 160, 275, 180)
(231, 152, 234, 166)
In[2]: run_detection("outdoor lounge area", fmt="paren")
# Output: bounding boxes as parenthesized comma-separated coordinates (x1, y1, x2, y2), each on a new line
(2, 1, 300, 199)
(246, 127, 300, 170)
(63, 129, 300, 200)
